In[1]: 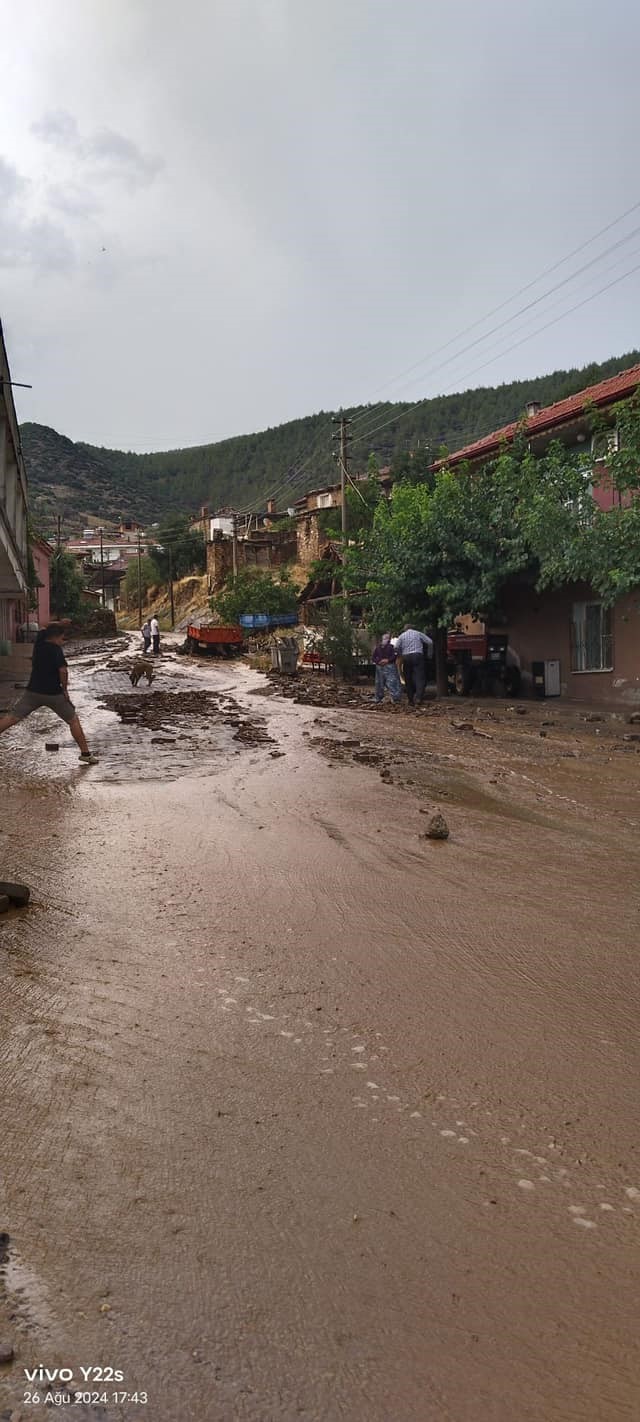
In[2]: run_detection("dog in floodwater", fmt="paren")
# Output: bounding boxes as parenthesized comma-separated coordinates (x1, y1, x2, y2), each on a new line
(129, 659, 155, 687)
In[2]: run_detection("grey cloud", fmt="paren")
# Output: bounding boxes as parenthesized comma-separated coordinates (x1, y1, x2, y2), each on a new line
(0, 154, 75, 272)
(47, 183, 101, 218)
(32, 109, 163, 191)
(85, 127, 163, 186)
(31, 108, 80, 148)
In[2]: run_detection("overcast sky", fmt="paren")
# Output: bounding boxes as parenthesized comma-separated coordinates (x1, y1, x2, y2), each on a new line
(2, 0, 640, 452)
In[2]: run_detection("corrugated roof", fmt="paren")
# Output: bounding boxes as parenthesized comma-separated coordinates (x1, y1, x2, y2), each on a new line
(440, 363, 640, 467)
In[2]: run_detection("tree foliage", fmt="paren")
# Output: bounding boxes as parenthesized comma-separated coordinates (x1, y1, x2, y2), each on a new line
(211, 569, 297, 623)
(149, 514, 206, 580)
(50, 549, 87, 618)
(124, 555, 161, 609)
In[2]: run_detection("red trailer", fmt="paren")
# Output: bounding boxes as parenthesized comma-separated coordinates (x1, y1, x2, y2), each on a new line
(186, 623, 244, 657)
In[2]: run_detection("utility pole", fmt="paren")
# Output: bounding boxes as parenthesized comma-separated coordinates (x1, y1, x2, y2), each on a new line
(332, 411, 352, 596)
(55, 514, 62, 618)
(99, 527, 105, 607)
(231, 511, 238, 578)
(332, 411, 352, 545)
(168, 544, 175, 629)
(137, 528, 143, 627)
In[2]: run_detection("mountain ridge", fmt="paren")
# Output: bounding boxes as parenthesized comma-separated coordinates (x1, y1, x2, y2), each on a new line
(21, 349, 640, 535)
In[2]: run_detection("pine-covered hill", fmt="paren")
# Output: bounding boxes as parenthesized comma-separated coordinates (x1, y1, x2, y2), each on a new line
(21, 350, 640, 535)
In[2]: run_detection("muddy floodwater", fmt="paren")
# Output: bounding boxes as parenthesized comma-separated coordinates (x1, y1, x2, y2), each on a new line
(0, 638, 639, 1421)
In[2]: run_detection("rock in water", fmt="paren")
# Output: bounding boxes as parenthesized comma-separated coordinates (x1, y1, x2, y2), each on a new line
(422, 811, 449, 841)
(0, 1340, 14, 1363)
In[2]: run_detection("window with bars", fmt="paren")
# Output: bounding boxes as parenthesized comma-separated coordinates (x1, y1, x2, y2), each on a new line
(571, 601, 613, 671)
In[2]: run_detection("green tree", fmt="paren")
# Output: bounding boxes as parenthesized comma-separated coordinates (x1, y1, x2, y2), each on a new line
(150, 514, 206, 580)
(211, 569, 297, 623)
(50, 549, 86, 619)
(124, 555, 161, 610)
(360, 431, 592, 694)
(321, 599, 362, 680)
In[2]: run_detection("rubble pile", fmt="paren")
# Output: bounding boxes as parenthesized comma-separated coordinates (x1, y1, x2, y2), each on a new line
(99, 689, 275, 746)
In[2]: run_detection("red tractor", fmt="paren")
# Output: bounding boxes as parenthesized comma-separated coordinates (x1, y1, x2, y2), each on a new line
(446, 630, 521, 696)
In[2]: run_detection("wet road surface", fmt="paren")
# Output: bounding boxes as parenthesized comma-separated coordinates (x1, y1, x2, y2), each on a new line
(0, 641, 639, 1421)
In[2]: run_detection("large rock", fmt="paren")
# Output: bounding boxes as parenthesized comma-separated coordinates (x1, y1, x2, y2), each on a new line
(0, 882, 30, 907)
(422, 811, 450, 841)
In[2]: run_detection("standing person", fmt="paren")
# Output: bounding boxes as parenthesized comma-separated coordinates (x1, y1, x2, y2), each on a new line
(0, 623, 99, 764)
(393, 624, 434, 706)
(141, 619, 152, 656)
(150, 615, 160, 655)
(372, 633, 402, 705)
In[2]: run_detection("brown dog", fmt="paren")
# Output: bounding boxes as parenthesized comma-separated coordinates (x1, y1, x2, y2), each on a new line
(129, 659, 155, 687)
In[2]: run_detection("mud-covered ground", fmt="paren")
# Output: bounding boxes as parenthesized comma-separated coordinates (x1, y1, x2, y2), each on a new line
(0, 640, 638, 1421)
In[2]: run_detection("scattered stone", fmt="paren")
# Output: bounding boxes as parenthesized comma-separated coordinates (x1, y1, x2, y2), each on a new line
(583, 712, 605, 722)
(422, 811, 449, 841)
(150, 737, 176, 744)
(0, 1342, 14, 1365)
(44, 742, 59, 752)
(539, 731, 547, 738)
(628, 711, 640, 724)
(515, 706, 527, 715)
(0, 897, 11, 914)
(0, 882, 30, 907)
(451, 720, 474, 732)
(623, 733, 640, 742)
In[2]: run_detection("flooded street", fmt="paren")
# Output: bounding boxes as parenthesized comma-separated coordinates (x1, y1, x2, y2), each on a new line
(0, 641, 639, 1421)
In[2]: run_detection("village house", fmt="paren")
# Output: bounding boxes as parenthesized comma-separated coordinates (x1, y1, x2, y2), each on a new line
(441, 364, 640, 705)
(0, 319, 29, 660)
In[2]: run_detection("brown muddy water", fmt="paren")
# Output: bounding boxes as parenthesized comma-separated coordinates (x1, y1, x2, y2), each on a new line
(0, 638, 639, 1421)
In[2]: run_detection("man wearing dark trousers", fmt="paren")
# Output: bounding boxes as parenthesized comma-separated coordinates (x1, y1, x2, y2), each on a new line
(393, 625, 434, 706)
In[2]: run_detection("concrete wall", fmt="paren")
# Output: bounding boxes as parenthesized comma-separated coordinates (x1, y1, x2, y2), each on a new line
(501, 580, 640, 705)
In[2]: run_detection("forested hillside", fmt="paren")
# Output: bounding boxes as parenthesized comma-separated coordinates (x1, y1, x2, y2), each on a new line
(21, 350, 640, 535)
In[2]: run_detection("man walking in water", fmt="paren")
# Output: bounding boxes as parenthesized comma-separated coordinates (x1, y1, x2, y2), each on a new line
(0, 623, 98, 764)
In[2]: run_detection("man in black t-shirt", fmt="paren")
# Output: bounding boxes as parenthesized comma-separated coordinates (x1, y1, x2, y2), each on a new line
(0, 623, 99, 764)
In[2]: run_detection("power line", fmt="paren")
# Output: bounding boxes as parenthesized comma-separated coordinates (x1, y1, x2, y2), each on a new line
(345, 258, 640, 457)
(347, 220, 640, 444)
(351, 196, 640, 410)
(239, 197, 640, 513)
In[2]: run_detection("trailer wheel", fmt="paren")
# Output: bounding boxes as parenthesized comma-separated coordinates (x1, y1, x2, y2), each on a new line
(454, 664, 472, 696)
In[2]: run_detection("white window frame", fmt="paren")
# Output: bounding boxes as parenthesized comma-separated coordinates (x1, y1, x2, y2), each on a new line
(571, 601, 613, 673)
(591, 426, 619, 464)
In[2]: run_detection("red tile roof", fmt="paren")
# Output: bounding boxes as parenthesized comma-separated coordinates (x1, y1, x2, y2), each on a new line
(440, 363, 640, 468)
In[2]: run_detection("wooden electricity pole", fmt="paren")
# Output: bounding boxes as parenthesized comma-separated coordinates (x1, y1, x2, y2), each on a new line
(137, 529, 143, 627)
(332, 412, 352, 595)
(231, 511, 238, 578)
(168, 544, 175, 629)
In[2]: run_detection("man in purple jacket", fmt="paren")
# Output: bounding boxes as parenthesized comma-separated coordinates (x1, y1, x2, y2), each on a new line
(372, 633, 402, 705)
